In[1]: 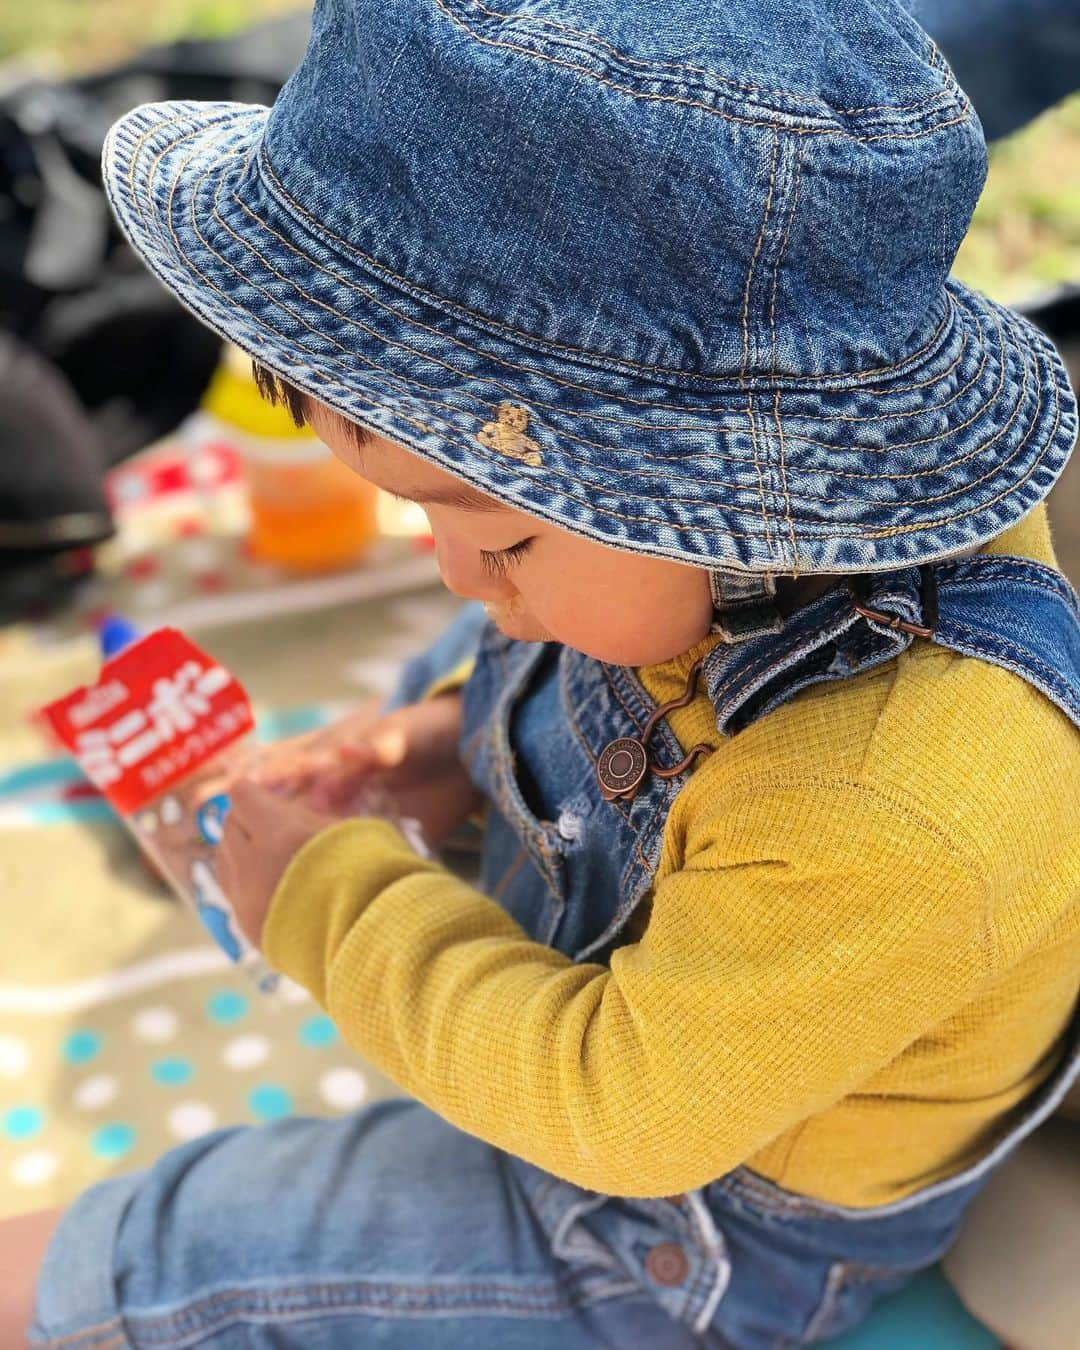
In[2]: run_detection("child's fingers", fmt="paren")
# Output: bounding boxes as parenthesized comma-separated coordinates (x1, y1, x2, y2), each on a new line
(251, 747, 331, 786)
(228, 777, 284, 828)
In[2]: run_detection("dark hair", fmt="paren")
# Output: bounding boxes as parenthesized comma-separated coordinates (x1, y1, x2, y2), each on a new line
(251, 361, 372, 448)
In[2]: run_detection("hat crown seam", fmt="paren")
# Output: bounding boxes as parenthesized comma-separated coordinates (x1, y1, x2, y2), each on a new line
(435, 0, 968, 135)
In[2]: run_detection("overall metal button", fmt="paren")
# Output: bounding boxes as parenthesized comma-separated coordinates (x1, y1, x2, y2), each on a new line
(596, 737, 648, 801)
(645, 1241, 690, 1286)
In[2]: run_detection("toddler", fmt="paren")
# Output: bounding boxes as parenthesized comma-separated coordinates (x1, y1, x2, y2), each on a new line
(4, 0, 1079, 1345)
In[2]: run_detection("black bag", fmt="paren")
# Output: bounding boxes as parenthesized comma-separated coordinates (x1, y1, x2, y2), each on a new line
(0, 333, 112, 621)
(0, 14, 310, 617)
(0, 11, 311, 462)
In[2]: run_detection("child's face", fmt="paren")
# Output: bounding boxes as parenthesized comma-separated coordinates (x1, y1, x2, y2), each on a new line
(308, 403, 713, 665)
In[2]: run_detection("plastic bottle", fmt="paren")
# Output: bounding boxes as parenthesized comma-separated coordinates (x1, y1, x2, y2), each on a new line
(196, 345, 378, 571)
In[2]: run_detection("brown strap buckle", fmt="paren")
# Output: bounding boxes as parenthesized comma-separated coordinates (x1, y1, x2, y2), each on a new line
(846, 563, 939, 640)
(595, 658, 712, 802)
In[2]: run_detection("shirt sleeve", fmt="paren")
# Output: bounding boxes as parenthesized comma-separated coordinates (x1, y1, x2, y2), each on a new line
(262, 781, 986, 1196)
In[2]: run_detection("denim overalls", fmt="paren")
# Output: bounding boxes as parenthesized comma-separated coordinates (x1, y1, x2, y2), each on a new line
(402, 550, 1080, 1347)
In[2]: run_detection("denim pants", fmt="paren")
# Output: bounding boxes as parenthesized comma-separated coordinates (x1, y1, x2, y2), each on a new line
(32, 553, 1080, 1348)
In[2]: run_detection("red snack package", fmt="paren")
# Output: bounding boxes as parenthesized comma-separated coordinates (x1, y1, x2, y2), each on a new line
(42, 628, 278, 992)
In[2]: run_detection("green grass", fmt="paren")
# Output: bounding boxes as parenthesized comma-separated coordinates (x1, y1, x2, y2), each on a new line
(0, 0, 303, 68)
(955, 96, 1080, 301)
(1, 1, 1078, 306)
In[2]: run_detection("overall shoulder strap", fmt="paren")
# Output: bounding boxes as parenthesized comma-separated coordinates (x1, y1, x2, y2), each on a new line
(702, 555, 1080, 736)
(932, 553, 1080, 729)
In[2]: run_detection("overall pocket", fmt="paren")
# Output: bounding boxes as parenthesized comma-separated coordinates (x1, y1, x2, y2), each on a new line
(462, 635, 571, 944)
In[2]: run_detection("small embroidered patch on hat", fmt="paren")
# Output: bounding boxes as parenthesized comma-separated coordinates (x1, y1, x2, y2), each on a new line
(477, 402, 543, 467)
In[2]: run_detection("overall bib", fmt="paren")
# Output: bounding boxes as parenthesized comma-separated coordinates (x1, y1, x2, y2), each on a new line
(450, 551, 1080, 1346)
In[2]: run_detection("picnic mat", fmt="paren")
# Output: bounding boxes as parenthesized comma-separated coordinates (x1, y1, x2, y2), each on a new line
(0, 434, 460, 1217)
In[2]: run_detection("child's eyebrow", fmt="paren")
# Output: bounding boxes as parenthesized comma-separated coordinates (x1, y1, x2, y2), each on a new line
(387, 484, 508, 513)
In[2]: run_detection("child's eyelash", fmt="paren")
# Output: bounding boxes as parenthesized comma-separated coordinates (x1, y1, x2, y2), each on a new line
(479, 538, 535, 577)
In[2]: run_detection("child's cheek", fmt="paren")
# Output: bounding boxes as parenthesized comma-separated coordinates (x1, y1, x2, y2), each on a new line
(540, 584, 712, 665)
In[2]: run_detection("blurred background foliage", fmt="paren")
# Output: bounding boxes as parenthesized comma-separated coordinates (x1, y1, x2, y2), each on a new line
(1, 0, 1078, 303)
(0, 1, 302, 68)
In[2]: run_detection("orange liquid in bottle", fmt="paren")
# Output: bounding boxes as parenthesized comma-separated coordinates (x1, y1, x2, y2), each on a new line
(199, 346, 378, 573)
(246, 454, 378, 572)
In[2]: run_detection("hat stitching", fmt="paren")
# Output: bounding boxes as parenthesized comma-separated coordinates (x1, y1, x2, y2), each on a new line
(745, 392, 771, 558)
(239, 177, 982, 427)
(257, 142, 958, 387)
(221, 251, 1053, 538)
(740, 129, 782, 378)
(193, 153, 1046, 518)
(130, 118, 221, 227)
(866, 363, 1060, 538)
(452, 0, 955, 117)
(112, 113, 1063, 550)
(740, 129, 784, 561)
(775, 389, 798, 572)
(211, 167, 1006, 507)
(279, 337, 1056, 545)
(770, 138, 805, 573)
(120, 102, 968, 407)
(212, 165, 1032, 493)
(433, 0, 970, 138)
(220, 172, 982, 431)
(750, 134, 799, 569)
(270, 315, 1058, 539)
(246, 142, 977, 427)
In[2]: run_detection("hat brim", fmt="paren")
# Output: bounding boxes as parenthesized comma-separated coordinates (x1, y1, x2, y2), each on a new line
(103, 100, 1077, 575)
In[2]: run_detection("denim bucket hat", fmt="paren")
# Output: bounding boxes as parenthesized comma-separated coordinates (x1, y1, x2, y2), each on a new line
(102, 0, 1076, 576)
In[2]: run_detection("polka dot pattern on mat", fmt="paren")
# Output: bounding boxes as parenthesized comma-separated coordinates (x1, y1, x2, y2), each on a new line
(168, 1102, 217, 1141)
(3, 1105, 45, 1141)
(91, 1123, 136, 1160)
(90, 1123, 136, 1166)
(0, 1034, 30, 1078)
(319, 1068, 367, 1111)
(207, 990, 249, 1025)
(12, 1151, 59, 1188)
(224, 1035, 270, 1070)
(63, 1029, 103, 1065)
(248, 1084, 292, 1121)
(74, 1075, 119, 1111)
(300, 1015, 338, 1048)
(151, 1058, 195, 1087)
(133, 1006, 178, 1044)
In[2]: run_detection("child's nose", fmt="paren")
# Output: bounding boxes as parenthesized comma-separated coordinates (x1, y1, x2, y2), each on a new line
(435, 543, 512, 604)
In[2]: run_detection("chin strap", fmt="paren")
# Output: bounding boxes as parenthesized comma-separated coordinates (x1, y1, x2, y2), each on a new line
(708, 567, 784, 644)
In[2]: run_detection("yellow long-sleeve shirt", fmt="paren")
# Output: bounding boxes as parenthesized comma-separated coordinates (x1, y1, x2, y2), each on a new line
(265, 503, 1079, 1206)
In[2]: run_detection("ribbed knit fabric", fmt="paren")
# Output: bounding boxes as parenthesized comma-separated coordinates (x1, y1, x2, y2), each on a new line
(264, 504, 1079, 1205)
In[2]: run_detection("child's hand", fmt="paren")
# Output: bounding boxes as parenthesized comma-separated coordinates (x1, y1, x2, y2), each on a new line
(217, 780, 341, 948)
(247, 696, 383, 799)
(252, 693, 482, 849)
